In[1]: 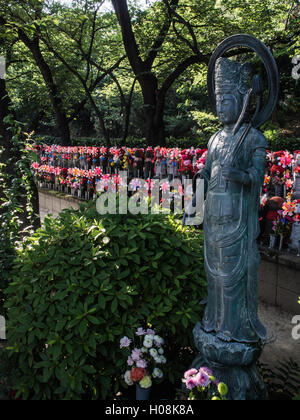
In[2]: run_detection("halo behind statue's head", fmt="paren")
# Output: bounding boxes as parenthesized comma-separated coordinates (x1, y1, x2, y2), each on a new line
(215, 58, 252, 96)
(207, 35, 279, 129)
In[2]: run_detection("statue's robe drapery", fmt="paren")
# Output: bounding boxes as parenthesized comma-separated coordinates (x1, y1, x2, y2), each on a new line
(201, 124, 267, 344)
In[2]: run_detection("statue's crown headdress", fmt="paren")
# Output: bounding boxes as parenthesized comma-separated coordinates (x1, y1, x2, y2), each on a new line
(215, 58, 252, 95)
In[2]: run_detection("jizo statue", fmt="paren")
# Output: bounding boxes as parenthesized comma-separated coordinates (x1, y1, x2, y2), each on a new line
(183, 35, 279, 400)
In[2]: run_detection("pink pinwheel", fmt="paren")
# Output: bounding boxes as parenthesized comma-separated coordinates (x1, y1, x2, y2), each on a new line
(86, 170, 95, 179)
(102, 174, 111, 182)
(130, 178, 142, 191)
(94, 168, 102, 177)
(282, 200, 296, 217)
(160, 181, 170, 193)
(279, 152, 293, 168)
(146, 179, 155, 191)
(31, 162, 39, 170)
(286, 179, 294, 190)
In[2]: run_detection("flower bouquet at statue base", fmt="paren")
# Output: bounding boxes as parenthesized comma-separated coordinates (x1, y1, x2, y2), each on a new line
(182, 368, 228, 401)
(120, 327, 166, 401)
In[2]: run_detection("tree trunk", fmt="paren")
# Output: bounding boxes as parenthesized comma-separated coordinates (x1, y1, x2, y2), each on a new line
(121, 78, 137, 145)
(154, 95, 166, 147)
(111, 0, 181, 147)
(139, 73, 167, 146)
(18, 32, 71, 145)
(84, 89, 111, 147)
(144, 107, 166, 147)
(96, 110, 111, 147)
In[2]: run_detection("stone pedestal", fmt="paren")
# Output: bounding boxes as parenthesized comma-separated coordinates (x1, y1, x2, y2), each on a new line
(191, 323, 268, 400)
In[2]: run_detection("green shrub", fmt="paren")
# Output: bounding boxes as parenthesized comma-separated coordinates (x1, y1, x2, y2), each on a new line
(0, 119, 39, 315)
(4, 202, 206, 400)
(0, 224, 17, 314)
(263, 128, 300, 151)
(33, 135, 62, 146)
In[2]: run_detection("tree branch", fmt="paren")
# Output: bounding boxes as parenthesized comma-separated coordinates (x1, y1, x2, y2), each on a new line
(159, 53, 209, 99)
(111, 0, 144, 75)
(144, 0, 179, 69)
(163, 0, 199, 55)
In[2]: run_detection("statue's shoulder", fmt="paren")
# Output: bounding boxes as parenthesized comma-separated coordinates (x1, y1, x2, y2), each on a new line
(249, 127, 268, 150)
(207, 130, 222, 150)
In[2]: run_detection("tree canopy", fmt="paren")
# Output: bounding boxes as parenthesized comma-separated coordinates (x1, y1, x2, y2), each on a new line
(0, 0, 299, 146)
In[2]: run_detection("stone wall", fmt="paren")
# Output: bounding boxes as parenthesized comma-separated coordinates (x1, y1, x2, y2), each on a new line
(38, 188, 82, 222)
(38, 188, 300, 314)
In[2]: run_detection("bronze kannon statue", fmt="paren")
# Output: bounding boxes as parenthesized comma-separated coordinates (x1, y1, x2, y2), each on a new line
(183, 35, 279, 400)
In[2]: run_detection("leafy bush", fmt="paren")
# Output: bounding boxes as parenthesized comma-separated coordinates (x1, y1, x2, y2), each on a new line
(166, 137, 209, 150)
(0, 118, 39, 314)
(4, 202, 206, 400)
(0, 221, 19, 314)
(189, 111, 221, 138)
(264, 128, 300, 151)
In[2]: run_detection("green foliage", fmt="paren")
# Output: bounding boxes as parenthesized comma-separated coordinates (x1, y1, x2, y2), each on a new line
(263, 126, 300, 151)
(1, 0, 299, 144)
(3, 202, 206, 400)
(0, 117, 39, 314)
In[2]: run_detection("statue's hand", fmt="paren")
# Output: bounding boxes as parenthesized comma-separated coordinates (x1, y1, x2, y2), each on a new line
(222, 167, 248, 184)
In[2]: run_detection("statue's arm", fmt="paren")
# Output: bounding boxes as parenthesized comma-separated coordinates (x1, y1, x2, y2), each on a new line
(223, 131, 267, 186)
(244, 132, 268, 186)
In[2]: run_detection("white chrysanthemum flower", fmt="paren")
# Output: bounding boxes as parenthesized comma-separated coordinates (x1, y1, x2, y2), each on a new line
(152, 368, 163, 379)
(143, 334, 154, 348)
(149, 348, 158, 358)
(124, 370, 134, 386)
(158, 348, 164, 355)
(153, 335, 164, 346)
(159, 356, 167, 364)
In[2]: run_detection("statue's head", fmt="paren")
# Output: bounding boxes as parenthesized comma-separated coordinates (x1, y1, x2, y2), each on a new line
(215, 58, 252, 125)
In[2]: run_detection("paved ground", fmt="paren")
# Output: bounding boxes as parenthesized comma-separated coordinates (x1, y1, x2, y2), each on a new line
(259, 301, 300, 367)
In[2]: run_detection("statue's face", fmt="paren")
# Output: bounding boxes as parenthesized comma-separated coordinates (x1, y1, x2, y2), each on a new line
(216, 93, 243, 125)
